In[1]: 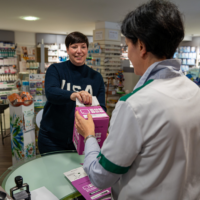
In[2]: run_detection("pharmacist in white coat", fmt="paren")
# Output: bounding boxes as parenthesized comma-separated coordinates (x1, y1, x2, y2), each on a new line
(75, 0, 200, 199)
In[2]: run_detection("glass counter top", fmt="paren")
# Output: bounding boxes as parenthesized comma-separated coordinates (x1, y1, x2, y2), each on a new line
(0, 150, 85, 199)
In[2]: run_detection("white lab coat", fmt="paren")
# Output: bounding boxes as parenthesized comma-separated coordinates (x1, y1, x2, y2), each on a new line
(98, 75, 200, 199)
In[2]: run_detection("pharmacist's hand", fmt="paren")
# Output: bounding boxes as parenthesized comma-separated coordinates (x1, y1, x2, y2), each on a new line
(75, 111, 95, 139)
(70, 91, 92, 105)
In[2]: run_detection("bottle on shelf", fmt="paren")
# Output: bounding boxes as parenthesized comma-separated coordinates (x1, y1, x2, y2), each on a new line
(29, 62, 33, 68)
(26, 62, 30, 68)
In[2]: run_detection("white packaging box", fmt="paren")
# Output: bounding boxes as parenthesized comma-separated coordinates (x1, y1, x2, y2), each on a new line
(93, 29, 121, 42)
(14, 58, 17, 65)
(95, 21, 121, 30)
(4, 59, 8, 65)
(10, 103, 36, 165)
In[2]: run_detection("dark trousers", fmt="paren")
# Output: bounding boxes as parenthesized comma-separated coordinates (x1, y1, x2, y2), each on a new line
(38, 128, 76, 155)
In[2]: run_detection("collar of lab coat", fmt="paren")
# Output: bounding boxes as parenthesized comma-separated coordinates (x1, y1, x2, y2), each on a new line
(134, 59, 182, 90)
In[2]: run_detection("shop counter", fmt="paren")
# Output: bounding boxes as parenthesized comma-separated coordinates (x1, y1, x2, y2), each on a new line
(0, 150, 85, 199)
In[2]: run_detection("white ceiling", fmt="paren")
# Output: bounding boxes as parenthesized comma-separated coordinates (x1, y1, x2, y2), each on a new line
(0, 0, 200, 36)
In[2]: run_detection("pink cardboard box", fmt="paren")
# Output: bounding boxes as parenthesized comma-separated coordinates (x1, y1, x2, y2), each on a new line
(73, 106, 109, 155)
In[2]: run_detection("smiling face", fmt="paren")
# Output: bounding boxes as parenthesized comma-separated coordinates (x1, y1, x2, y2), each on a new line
(67, 43, 88, 66)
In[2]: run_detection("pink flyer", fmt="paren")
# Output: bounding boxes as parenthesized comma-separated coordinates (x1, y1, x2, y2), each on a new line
(64, 167, 111, 200)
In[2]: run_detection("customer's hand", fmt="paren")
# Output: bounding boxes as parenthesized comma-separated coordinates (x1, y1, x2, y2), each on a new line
(70, 91, 92, 105)
(75, 111, 95, 139)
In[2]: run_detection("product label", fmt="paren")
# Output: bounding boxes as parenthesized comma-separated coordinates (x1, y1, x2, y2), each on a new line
(108, 30, 119, 40)
(23, 110, 35, 131)
(83, 113, 107, 119)
(95, 31, 103, 40)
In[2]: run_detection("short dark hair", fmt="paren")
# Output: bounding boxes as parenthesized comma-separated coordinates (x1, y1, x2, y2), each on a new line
(121, 0, 184, 59)
(65, 32, 89, 48)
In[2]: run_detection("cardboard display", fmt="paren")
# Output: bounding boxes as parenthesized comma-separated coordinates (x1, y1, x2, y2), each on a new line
(10, 103, 36, 165)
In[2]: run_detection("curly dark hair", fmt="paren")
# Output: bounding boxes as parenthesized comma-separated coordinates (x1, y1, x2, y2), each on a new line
(65, 32, 89, 48)
(121, 0, 184, 59)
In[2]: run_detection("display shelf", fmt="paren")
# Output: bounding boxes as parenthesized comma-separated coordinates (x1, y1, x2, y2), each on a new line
(0, 81, 15, 84)
(26, 60, 36, 62)
(179, 57, 196, 59)
(104, 63, 121, 66)
(0, 90, 19, 96)
(0, 65, 15, 66)
(101, 71, 118, 74)
(26, 68, 39, 70)
(19, 72, 29, 74)
(0, 56, 16, 59)
(48, 61, 58, 63)
(102, 75, 115, 79)
(0, 73, 17, 75)
(89, 35, 124, 111)
(106, 103, 116, 107)
(34, 102, 46, 107)
(181, 64, 196, 66)
(174, 46, 199, 70)
(117, 91, 125, 94)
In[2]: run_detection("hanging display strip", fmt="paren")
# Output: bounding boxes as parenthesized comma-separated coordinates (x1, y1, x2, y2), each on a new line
(29, 74, 46, 107)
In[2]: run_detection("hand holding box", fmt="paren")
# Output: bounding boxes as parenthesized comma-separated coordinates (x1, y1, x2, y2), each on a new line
(73, 97, 109, 155)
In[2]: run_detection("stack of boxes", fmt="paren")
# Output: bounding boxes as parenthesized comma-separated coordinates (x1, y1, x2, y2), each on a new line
(87, 22, 123, 113)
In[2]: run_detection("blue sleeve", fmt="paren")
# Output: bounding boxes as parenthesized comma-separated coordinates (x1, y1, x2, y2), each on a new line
(45, 65, 74, 105)
(83, 137, 120, 189)
(97, 76, 107, 112)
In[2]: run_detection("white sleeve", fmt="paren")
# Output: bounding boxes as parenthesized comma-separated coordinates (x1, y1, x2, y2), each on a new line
(98, 100, 143, 174)
(83, 137, 121, 189)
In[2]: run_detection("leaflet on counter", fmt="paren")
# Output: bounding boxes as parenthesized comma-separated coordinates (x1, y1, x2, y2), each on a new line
(64, 167, 111, 200)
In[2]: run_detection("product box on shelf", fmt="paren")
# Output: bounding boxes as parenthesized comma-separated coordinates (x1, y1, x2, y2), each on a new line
(9, 102, 35, 165)
(93, 29, 121, 42)
(73, 97, 109, 155)
(95, 21, 121, 30)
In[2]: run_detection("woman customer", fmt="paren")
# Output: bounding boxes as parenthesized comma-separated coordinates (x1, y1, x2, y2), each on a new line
(75, 0, 200, 199)
(38, 32, 106, 154)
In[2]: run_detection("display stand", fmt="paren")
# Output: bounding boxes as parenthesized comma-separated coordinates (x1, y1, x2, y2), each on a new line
(9, 103, 35, 165)
(174, 46, 199, 74)
(37, 43, 69, 72)
(0, 42, 19, 98)
(88, 22, 124, 117)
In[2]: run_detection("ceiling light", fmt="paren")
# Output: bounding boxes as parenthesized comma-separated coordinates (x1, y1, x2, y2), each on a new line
(21, 16, 39, 21)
